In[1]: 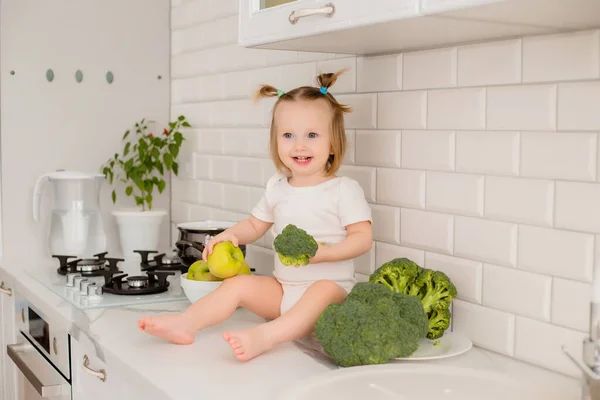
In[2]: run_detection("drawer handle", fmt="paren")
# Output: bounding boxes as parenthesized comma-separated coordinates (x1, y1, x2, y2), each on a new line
(82, 355, 107, 382)
(0, 281, 12, 296)
(289, 3, 335, 24)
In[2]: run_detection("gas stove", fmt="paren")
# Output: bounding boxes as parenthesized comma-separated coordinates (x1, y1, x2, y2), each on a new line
(25, 250, 188, 310)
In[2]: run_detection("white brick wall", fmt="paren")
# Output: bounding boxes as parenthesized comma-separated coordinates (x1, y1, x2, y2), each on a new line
(171, 2, 600, 377)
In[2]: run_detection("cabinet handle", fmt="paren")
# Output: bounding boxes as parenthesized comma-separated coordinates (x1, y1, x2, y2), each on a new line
(82, 355, 107, 382)
(0, 281, 12, 296)
(289, 3, 335, 24)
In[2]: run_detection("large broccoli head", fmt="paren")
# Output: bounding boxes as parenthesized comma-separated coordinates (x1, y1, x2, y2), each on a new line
(369, 258, 421, 294)
(346, 281, 428, 339)
(315, 282, 427, 367)
(368, 258, 458, 341)
(273, 224, 318, 267)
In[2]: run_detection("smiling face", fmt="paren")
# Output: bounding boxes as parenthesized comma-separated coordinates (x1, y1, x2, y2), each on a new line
(274, 99, 333, 184)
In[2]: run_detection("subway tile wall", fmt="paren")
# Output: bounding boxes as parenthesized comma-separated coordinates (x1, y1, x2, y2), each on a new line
(170, 0, 598, 378)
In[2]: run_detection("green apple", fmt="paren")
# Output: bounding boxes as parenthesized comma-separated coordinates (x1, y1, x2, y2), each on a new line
(207, 241, 245, 278)
(188, 260, 223, 281)
(238, 261, 252, 275)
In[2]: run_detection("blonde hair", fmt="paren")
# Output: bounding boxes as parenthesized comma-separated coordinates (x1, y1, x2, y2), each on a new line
(254, 69, 352, 177)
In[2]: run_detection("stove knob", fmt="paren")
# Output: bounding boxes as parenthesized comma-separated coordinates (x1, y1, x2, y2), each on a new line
(66, 273, 82, 287)
(73, 277, 87, 293)
(80, 280, 92, 295)
(87, 283, 103, 300)
(73, 276, 87, 292)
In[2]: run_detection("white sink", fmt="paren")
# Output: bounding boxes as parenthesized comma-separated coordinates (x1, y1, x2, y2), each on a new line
(278, 364, 566, 400)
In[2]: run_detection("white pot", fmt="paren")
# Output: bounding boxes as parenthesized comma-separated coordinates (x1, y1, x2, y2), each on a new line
(112, 208, 167, 259)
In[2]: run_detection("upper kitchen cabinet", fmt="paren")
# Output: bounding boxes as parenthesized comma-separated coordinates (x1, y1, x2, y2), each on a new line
(239, 0, 600, 55)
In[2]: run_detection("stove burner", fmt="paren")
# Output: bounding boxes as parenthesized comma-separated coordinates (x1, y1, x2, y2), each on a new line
(53, 252, 123, 277)
(126, 276, 149, 288)
(76, 258, 105, 272)
(135, 250, 187, 273)
(102, 270, 175, 295)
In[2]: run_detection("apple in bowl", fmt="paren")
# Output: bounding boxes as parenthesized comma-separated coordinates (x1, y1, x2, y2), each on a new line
(180, 244, 252, 303)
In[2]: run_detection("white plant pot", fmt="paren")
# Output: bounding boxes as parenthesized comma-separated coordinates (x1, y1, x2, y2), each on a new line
(112, 208, 167, 260)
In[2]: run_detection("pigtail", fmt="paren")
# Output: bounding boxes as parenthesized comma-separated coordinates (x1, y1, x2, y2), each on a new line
(316, 68, 347, 89)
(253, 84, 281, 103)
(316, 69, 352, 114)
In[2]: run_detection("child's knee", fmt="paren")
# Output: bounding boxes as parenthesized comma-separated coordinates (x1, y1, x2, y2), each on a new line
(222, 274, 252, 289)
(311, 280, 348, 300)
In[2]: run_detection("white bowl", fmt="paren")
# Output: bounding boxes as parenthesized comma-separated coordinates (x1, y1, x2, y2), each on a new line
(180, 273, 222, 303)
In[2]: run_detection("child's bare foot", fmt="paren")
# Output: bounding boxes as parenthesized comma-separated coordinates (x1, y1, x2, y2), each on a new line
(222, 327, 274, 361)
(138, 314, 195, 344)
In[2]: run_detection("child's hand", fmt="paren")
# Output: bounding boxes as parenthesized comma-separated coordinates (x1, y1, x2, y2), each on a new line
(309, 242, 329, 264)
(202, 233, 240, 261)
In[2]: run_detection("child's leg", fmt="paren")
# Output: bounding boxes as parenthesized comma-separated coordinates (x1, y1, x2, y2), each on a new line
(138, 275, 283, 344)
(223, 280, 347, 361)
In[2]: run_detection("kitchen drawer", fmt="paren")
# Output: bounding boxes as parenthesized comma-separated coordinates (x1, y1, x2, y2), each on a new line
(71, 338, 126, 400)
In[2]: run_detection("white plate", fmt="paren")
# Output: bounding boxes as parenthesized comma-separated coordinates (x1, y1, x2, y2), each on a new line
(392, 331, 472, 361)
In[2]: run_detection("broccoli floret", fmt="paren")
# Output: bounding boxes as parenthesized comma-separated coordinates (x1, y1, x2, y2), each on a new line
(369, 258, 421, 294)
(315, 282, 427, 367)
(273, 224, 318, 267)
(417, 270, 457, 314)
(427, 308, 451, 340)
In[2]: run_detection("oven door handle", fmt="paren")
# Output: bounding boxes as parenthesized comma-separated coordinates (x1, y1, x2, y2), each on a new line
(7, 342, 70, 398)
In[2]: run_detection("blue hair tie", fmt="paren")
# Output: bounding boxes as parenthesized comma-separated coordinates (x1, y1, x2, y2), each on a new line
(276, 89, 285, 98)
(320, 86, 328, 95)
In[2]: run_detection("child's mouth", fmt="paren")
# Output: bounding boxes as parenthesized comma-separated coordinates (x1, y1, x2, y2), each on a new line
(293, 156, 312, 166)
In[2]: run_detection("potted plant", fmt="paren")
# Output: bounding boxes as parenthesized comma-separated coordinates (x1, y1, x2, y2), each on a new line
(101, 115, 191, 259)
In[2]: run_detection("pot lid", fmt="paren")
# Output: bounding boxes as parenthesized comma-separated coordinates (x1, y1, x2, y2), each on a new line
(177, 220, 236, 231)
(47, 170, 105, 180)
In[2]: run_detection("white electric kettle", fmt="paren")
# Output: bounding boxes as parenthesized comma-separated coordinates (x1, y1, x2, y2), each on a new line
(33, 170, 107, 258)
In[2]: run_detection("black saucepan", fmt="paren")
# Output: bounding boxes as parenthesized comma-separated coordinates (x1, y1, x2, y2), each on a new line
(175, 221, 246, 268)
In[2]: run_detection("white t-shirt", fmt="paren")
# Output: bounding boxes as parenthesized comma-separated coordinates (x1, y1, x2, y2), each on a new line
(251, 174, 372, 283)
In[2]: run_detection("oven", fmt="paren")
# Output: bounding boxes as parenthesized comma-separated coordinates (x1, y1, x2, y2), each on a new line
(7, 290, 71, 400)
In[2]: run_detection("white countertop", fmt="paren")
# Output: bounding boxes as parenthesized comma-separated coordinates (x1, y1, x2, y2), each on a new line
(1, 265, 582, 400)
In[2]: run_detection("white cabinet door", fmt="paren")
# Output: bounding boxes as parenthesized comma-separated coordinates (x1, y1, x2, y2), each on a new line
(0, 275, 18, 400)
(71, 338, 125, 400)
(421, 0, 507, 14)
(240, 0, 418, 47)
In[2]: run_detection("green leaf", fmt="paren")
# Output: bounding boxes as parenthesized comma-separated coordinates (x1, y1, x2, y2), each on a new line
(152, 148, 160, 159)
(178, 115, 185, 121)
(135, 196, 144, 206)
(169, 122, 176, 129)
(163, 153, 173, 169)
(109, 160, 114, 168)
(182, 121, 191, 127)
(141, 118, 145, 124)
(131, 172, 144, 191)
(158, 179, 166, 193)
(123, 130, 130, 140)
(156, 162, 164, 175)
(145, 194, 153, 204)
(124, 159, 134, 172)
(111, 190, 116, 204)
(174, 132, 183, 147)
(125, 186, 133, 196)
(168, 144, 179, 158)
(144, 179, 153, 193)
(172, 162, 179, 176)
(124, 142, 131, 156)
